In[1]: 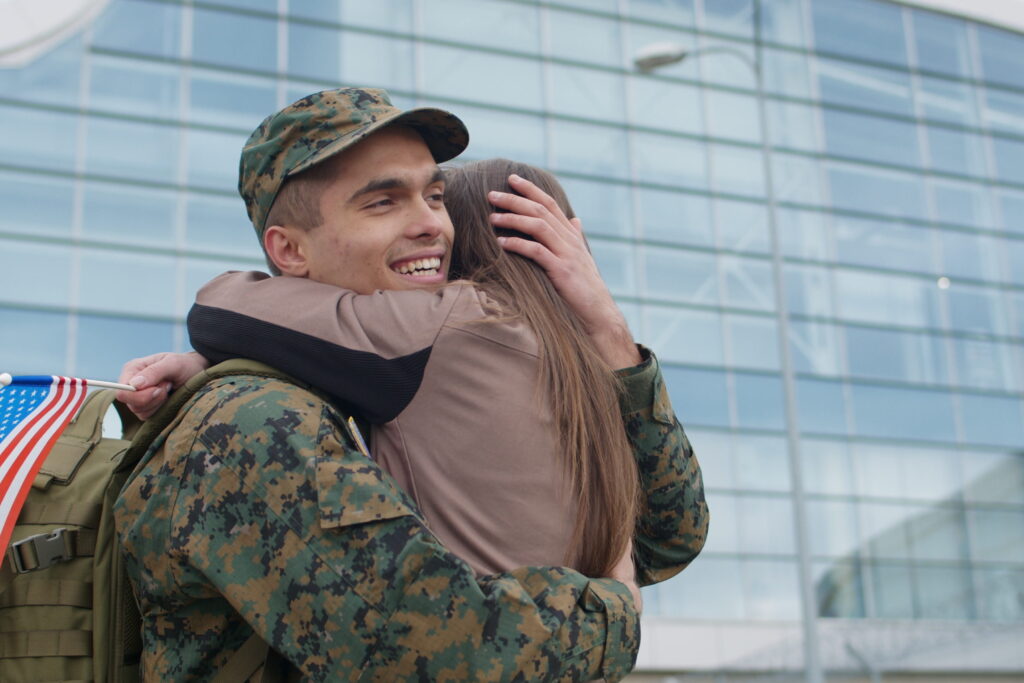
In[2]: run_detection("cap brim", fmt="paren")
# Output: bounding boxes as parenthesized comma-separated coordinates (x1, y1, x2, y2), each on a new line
(287, 106, 469, 180)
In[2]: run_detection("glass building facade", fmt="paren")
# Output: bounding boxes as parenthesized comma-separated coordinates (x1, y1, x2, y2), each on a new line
(1, 0, 1022, 679)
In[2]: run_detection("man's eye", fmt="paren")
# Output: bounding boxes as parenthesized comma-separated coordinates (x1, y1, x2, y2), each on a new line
(427, 191, 445, 203)
(367, 198, 394, 209)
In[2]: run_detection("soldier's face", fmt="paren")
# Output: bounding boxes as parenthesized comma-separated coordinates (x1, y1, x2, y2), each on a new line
(300, 126, 455, 294)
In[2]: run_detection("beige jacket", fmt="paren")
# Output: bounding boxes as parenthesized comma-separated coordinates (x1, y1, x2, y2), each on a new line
(190, 271, 573, 575)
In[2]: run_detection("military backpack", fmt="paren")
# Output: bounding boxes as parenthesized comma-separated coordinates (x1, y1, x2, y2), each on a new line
(0, 360, 301, 682)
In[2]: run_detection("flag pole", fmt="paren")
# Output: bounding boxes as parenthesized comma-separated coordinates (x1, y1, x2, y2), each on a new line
(0, 373, 136, 392)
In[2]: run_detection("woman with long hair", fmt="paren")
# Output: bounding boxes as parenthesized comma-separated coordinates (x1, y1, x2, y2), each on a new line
(138, 159, 705, 580)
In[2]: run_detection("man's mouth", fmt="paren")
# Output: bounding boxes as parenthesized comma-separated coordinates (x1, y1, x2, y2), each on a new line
(391, 256, 442, 278)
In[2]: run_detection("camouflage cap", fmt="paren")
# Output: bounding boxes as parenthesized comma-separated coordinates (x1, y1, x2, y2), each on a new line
(239, 87, 469, 237)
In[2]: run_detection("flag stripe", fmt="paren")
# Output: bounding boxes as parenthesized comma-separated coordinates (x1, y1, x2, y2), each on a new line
(0, 377, 88, 553)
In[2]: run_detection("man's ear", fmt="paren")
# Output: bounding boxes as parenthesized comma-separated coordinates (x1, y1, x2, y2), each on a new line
(264, 224, 311, 277)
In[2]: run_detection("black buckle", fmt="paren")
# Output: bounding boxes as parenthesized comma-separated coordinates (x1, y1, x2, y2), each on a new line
(8, 528, 74, 573)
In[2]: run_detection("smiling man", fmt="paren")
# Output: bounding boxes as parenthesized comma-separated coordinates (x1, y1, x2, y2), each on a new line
(114, 88, 650, 682)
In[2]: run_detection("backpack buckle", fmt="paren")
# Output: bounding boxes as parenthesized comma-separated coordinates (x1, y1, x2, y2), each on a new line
(8, 528, 74, 573)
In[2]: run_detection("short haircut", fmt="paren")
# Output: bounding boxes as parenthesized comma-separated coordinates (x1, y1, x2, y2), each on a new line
(261, 157, 340, 274)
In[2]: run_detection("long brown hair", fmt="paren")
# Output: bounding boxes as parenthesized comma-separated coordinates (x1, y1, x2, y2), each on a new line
(445, 158, 640, 577)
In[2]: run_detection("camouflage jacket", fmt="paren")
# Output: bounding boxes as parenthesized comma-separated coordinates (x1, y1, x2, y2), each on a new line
(114, 353, 705, 681)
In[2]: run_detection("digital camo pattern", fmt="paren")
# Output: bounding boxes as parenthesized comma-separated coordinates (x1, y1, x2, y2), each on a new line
(618, 349, 709, 587)
(239, 87, 469, 237)
(114, 376, 638, 682)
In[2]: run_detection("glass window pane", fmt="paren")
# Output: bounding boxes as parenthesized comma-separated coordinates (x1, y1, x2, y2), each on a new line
(663, 366, 730, 427)
(952, 337, 1018, 392)
(90, 56, 180, 119)
(977, 24, 1024, 90)
(767, 100, 821, 151)
(420, 0, 539, 52)
(861, 503, 914, 559)
(772, 153, 825, 205)
(193, 8, 276, 73)
(734, 434, 791, 492)
(823, 110, 920, 168)
(816, 58, 914, 117)
(643, 305, 723, 366)
(784, 264, 833, 318)
(926, 126, 987, 178)
(643, 247, 718, 305)
(82, 183, 177, 247)
(633, 131, 708, 190)
(760, 0, 809, 46)
(763, 47, 812, 99)
(990, 135, 1024, 186)
(710, 144, 765, 197)
(0, 105, 77, 172)
(551, 121, 628, 180)
(0, 173, 73, 238)
(968, 508, 1024, 563)
(84, 117, 179, 184)
(833, 215, 934, 274)
(706, 90, 760, 144)
(982, 88, 1024, 137)
(548, 9, 621, 67)
(0, 307, 67, 374)
(78, 249, 177, 317)
(288, 0, 413, 30)
(549, 65, 625, 122)
(777, 208, 829, 260)
(828, 162, 928, 221)
(909, 507, 967, 562)
(716, 199, 770, 253)
(720, 255, 774, 311)
(850, 384, 956, 441)
(946, 284, 1009, 336)
(423, 45, 541, 110)
(807, 499, 859, 557)
(870, 562, 915, 618)
(185, 195, 264, 259)
(630, 78, 703, 135)
(637, 188, 713, 246)
(739, 495, 795, 554)
(845, 326, 949, 386)
(0, 36, 81, 107)
(91, 0, 182, 59)
(702, 0, 754, 38)
(0, 240, 71, 308)
(189, 70, 276, 130)
(918, 75, 978, 126)
(686, 429, 734, 489)
(454, 106, 546, 166)
(558, 177, 633, 238)
(789, 320, 841, 376)
(75, 314, 177, 381)
(915, 565, 973, 620)
(815, 561, 865, 617)
(734, 373, 785, 430)
(932, 179, 995, 230)
(187, 129, 248, 192)
(591, 240, 635, 296)
(834, 270, 941, 328)
(801, 438, 854, 496)
(963, 449, 1024, 505)
(911, 11, 973, 78)
(959, 393, 1024, 448)
(726, 314, 779, 370)
(974, 567, 1024, 621)
(658, 556, 743, 619)
(796, 378, 847, 435)
(811, 0, 908, 67)
(742, 559, 801, 620)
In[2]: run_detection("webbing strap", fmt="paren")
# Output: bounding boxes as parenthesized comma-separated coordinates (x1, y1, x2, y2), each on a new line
(6, 528, 97, 574)
(0, 579, 92, 609)
(17, 502, 103, 528)
(211, 632, 269, 683)
(0, 629, 92, 658)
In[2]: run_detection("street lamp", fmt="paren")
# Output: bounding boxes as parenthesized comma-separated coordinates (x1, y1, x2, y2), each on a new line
(632, 40, 827, 683)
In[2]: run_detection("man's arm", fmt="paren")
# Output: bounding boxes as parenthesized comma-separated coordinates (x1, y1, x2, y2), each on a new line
(117, 377, 640, 681)
(618, 348, 708, 586)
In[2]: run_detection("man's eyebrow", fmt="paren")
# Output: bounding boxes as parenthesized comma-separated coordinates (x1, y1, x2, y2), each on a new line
(347, 167, 445, 204)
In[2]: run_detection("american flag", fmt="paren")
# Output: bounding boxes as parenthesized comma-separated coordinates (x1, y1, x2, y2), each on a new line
(0, 375, 88, 553)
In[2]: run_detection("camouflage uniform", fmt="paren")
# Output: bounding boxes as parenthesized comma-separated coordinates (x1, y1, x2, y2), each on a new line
(114, 88, 708, 681)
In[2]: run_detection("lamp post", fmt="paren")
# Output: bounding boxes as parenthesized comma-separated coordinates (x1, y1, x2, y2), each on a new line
(633, 26, 827, 683)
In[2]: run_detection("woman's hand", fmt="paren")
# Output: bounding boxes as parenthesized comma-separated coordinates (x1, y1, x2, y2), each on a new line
(487, 174, 641, 369)
(116, 351, 210, 419)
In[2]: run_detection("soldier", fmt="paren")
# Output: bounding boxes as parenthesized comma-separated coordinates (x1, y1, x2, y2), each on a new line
(115, 88, 705, 681)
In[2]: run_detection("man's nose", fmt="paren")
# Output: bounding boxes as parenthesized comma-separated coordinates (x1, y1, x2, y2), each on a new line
(406, 197, 445, 239)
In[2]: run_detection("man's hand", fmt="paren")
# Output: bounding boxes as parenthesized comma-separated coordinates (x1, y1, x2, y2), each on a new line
(116, 351, 210, 419)
(609, 539, 642, 614)
(488, 174, 642, 369)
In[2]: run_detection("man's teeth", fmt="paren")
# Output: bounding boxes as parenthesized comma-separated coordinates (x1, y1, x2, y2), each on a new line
(394, 257, 442, 276)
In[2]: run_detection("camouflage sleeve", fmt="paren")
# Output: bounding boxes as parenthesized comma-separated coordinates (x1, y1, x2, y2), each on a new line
(131, 377, 640, 681)
(616, 347, 709, 587)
